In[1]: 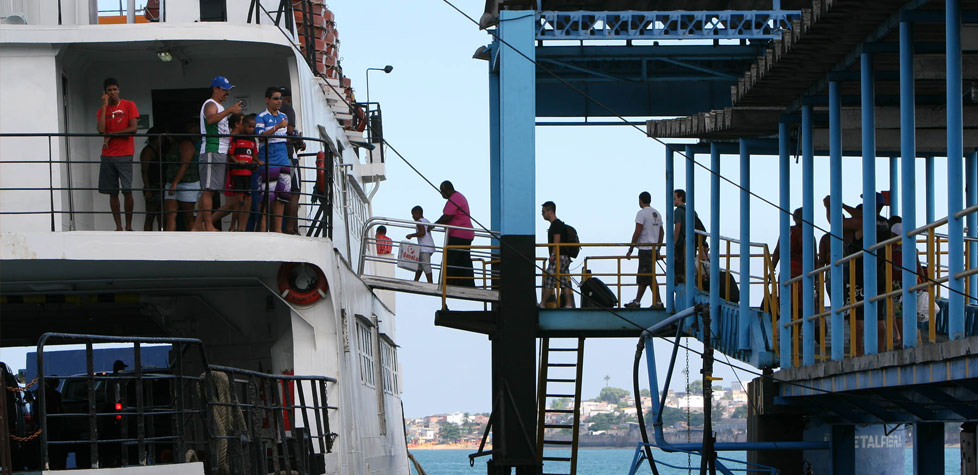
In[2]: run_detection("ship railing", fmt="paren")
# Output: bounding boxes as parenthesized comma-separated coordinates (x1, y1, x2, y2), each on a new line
(0, 131, 341, 238)
(776, 204, 978, 368)
(30, 333, 337, 473)
(357, 217, 500, 303)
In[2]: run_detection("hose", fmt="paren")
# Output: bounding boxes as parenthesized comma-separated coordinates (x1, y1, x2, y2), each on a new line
(633, 337, 660, 475)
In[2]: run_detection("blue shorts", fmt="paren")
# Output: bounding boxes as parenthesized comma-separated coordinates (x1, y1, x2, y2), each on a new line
(165, 181, 201, 203)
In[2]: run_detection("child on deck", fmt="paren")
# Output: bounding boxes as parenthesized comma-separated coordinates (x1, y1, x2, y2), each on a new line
(406, 206, 435, 283)
(212, 113, 259, 231)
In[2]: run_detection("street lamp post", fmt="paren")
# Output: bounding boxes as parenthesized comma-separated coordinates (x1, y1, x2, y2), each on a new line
(365, 65, 393, 104)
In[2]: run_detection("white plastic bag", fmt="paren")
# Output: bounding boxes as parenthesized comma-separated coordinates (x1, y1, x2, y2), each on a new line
(917, 290, 939, 323)
(397, 241, 420, 272)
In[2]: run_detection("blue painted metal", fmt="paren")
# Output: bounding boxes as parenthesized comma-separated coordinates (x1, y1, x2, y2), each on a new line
(802, 105, 815, 366)
(948, 0, 966, 340)
(779, 120, 792, 369)
(900, 21, 918, 347)
(666, 147, 675, 313)
(968, 150, 977, 304)
(711, 143, 721, 339)
(497, 11, 536, 236)
(913, 423, 945, 474)
(889, 156, 899, 219)
(685, 146, 696, 309)
(538, 308, 673, 336)
(830, 81, 845, 361)
(686, 288, 777, 369)
(739, 139, 751, 350)
(861, 52, 879, 355)
(535, 10, 802, 40)
(926, 156, 935, 224)
(489, 60, 501, 238)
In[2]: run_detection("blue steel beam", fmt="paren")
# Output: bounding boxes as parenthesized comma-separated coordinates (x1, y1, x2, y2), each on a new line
(900, 21, 918, 347)
(926, 156, 935, 224)
(489, 60, 501, 237)
(802, 105, 815, 366)
(968, 150, 977, 304)
(831, 425, 856, 475)
(685, 146, 696, 309)
(535, 10, 802, 40)
(739, 139, 751, 350)
(711, 144, 721, 339)
(666, 147, 675, 313)
(889, 156, 899, 218)
(949, 0, 966, 340)
(861, 53, 879, 355)
(497, 13, 535, 236)
(779, 120, 792, 369)
(830, 81, 844, 361)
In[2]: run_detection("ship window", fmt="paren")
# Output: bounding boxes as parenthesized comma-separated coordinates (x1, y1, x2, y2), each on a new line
(356, 320, 375, 387)
(380, 337, 398, 395)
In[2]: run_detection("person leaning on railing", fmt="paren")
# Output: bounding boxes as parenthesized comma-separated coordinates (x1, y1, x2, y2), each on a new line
(163, 122, 202, 232)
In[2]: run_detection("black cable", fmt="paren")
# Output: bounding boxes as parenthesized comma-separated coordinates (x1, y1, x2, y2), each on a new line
(633, 336, 660, 475)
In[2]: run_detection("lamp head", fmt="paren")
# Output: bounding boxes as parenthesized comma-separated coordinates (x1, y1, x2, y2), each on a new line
(383, 65, 393, 74)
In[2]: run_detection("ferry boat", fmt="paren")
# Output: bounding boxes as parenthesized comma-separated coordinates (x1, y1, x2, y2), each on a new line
(0, 0, 410, 472)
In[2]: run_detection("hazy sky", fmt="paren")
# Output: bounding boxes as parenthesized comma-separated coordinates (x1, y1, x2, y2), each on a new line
(3, 0, 958, 419)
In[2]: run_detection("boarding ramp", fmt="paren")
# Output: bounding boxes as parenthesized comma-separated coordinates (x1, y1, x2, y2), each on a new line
(357, 217, 499, 304)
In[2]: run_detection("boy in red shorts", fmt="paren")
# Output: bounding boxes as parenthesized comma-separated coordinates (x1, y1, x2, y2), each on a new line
(216, 113, 258, 231)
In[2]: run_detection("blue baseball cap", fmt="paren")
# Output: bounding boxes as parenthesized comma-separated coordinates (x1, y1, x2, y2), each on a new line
(211, 76, 235, 90)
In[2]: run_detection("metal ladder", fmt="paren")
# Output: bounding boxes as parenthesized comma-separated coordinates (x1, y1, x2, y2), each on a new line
(536, 337, 585, 475)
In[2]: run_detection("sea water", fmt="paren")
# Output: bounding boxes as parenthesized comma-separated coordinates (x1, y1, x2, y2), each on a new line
(409, 448, 963, 474)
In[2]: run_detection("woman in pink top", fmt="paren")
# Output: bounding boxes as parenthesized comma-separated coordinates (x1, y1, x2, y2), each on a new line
(435, 181, 476, 287)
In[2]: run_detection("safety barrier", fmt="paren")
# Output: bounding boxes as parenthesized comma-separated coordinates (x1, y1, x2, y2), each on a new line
(26, 333, 337, 473)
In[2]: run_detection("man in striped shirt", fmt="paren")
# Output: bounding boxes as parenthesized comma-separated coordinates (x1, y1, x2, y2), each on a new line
(194, 76, 242, 231)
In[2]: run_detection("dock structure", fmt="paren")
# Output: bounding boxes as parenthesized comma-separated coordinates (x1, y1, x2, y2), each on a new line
(353, 0, 978, 473)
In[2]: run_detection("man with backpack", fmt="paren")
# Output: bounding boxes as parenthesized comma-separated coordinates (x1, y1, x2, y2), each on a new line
(540, 201, 576, 308)
(673, 189, 705, 284)
(625, 191, 664, 308)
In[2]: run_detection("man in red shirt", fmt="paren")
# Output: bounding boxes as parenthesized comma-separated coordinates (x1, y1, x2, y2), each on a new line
(376, 226, 393, 255)
(96, 77, 139, 231)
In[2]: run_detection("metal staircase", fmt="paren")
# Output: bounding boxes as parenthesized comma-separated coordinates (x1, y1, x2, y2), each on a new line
(536, 337, 584, 475)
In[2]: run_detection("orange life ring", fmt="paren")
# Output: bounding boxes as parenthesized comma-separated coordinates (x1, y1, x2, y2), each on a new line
(277, 262, 328, 306)
(354, 105, 368, 133)
(316, 151, 326, 193)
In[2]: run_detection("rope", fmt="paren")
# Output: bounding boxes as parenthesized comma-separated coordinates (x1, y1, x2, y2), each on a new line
(9, 428, 42, 442)
(5, 377, 37, 392)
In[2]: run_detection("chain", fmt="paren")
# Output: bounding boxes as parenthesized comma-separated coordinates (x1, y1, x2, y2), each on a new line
(6, 377, 38, 392)
(9, 428, 42, 442)
(685, 342, 691, 475)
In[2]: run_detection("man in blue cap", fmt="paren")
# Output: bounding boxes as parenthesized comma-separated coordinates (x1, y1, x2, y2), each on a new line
(194, 76, 243, 231)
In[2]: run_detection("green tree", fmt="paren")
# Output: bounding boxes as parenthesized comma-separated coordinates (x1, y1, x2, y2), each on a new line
(688, 380, 703, 395)
(731, 405, 748, 418)
(588, 412, 618, 431)
(598, 386, 630, 404)
(552, 398, 572, 410)
(646, 406, 685, 428)
(439, 422, 462, 443)
(640, 389, 652, 397)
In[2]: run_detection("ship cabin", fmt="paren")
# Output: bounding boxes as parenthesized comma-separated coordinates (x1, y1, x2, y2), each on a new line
(0, 1, 409, 473)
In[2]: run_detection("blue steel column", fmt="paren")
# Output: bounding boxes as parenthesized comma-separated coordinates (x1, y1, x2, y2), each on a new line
(779, 120, 792, 368)
(829, 81, 844, 360)
(861, 52, 879, 355)
(914, 423, 945, 474)
(739, 139, 751, 349)
(889, 157, 899, 218)
(926, 156, 935, 223)
(831, 425, 855, 475)
(711, 144, 721, 338)
(967, 150, 977, 304)
(489, 48, 501, 235)
(494, 10, 537, 471)
(666, 147, 675, 312)
(900, 20, 918, 347)
(685, 146, 696, 309)
(948, 0, 965, 339)
(802, 105, 815, 365)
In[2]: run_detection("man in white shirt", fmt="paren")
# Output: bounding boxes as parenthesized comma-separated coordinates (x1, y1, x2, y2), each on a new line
(625, 191, 664, 308)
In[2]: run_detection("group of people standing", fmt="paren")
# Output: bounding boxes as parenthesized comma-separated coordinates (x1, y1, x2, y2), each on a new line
(96, 76, 305, 233)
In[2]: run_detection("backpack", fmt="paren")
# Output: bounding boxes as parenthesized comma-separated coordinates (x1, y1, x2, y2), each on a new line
(563, 223, 581, 259)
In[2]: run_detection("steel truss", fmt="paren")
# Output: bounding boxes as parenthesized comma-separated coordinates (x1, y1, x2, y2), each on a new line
(536, 10, 802, 41)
